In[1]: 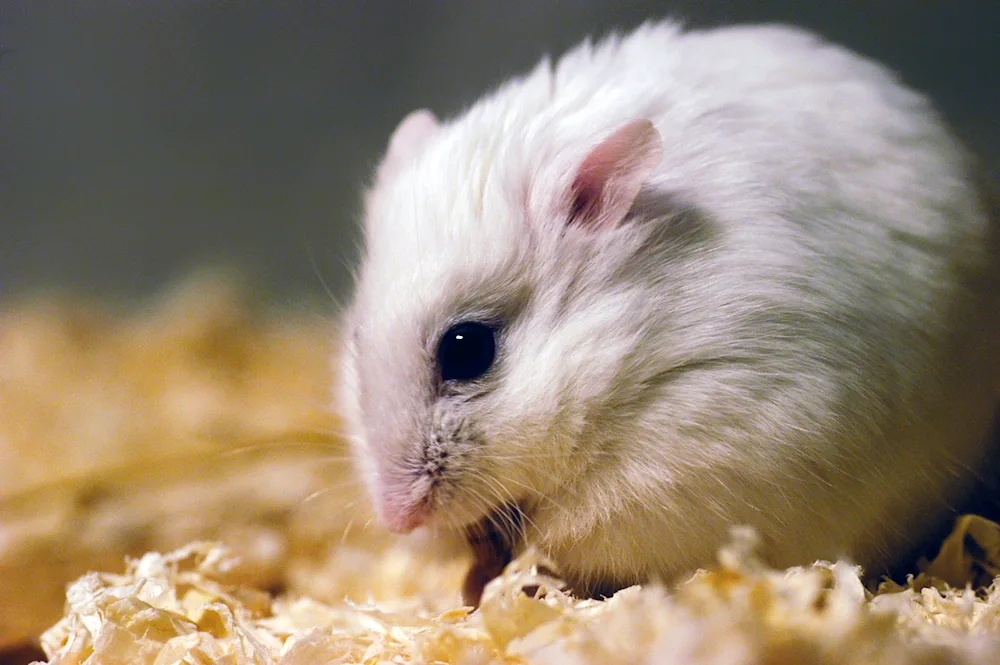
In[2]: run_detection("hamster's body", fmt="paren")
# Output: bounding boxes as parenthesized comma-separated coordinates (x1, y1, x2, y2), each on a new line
(341, 22, 1000, 594)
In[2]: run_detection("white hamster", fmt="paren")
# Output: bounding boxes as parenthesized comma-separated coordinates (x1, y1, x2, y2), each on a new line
(340, 21, 1000, 596)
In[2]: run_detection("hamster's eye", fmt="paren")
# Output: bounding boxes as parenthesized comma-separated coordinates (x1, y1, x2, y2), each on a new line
(437, 322, 496, 382)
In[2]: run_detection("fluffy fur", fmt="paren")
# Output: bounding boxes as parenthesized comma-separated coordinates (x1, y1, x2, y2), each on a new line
(340, 21, 1000, 593)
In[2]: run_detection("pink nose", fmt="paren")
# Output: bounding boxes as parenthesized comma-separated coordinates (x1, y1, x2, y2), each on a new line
(382, 495, 432, 534)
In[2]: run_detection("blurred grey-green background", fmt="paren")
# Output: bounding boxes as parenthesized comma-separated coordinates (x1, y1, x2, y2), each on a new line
(1, 1, 997, 306)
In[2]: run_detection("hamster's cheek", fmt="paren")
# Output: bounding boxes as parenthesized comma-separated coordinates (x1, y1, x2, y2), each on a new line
(472, 422, 577, 503)
(429, 486, 503, 529)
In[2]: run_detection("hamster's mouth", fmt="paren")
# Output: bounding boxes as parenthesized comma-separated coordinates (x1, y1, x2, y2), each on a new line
(461, 501, 526, 606)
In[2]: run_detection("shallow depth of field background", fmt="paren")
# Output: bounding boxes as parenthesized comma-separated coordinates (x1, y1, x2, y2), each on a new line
(1, 1, 997, 306)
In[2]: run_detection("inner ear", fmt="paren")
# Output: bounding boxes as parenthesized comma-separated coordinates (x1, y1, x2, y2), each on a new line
(375, 109, 440, 185)
(569, 119, 662, 230)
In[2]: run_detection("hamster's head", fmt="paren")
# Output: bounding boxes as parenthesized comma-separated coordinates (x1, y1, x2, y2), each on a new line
(341, 108, 664, 535)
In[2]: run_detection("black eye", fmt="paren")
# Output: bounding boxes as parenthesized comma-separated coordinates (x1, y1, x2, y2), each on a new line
(437, 322, 497, 382)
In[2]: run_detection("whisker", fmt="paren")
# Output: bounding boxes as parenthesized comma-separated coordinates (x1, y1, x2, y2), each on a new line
(299, 487, 337, 505)
(486, 474, 545, 541)
(340, 517, 356, 544)
(307, 245, 342, 310)
(473, 452, 567, 461)
(465, 470, 530, 546)
(215, 435, 348, 460)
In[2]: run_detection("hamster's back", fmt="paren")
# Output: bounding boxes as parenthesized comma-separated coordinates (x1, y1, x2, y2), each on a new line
(499, 21, 1000, 574)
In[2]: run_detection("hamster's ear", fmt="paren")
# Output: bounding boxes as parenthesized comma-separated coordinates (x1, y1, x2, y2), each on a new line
(375, 109, 440, 184)
(568, 119, 662, 230)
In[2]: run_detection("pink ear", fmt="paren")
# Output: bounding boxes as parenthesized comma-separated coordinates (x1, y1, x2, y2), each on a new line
(375, 109, 440, 183)
(569, 119, 662, 230)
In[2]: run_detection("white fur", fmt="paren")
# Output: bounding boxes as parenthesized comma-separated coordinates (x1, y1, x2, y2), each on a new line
(340, 21, 1000, 592)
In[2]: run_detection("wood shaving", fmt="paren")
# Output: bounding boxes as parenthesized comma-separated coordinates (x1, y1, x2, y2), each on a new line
(33, 527, 1000, 665)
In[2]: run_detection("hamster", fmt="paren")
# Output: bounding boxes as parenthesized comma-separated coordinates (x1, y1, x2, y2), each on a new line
(339, 21, 1000, 598)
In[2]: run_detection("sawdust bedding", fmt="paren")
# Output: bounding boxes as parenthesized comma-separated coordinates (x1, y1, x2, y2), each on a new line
(32, 523, 1000, 665)
(3, 275, 1000, 665)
